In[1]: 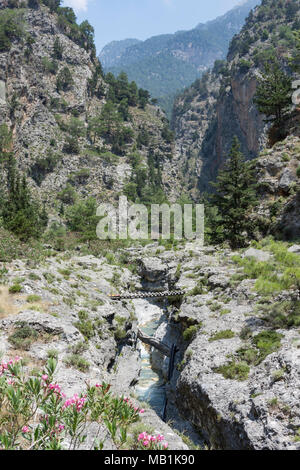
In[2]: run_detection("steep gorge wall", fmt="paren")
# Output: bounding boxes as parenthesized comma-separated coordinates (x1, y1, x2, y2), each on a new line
(173, 0, 300, 196)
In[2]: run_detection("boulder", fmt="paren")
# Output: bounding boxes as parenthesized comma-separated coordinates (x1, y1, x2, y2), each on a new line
(139, 257, 167, 282)
(243, 247, 271, 262)
(288, 245, 300, 254)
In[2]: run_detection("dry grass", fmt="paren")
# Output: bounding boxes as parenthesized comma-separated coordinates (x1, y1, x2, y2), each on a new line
(0, 285, 50, 319)
(0, 285, 26, 319)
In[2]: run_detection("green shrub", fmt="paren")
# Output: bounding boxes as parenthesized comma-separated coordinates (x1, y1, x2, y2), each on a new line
(68, 341, 88, 355)
(64, 354, 90, 372)
(26, 294, 42, 303)
(8, 322, 38, 350)
(297, 166, 300, 178)
(293, 429, 300, 443)
(189, 283, 204, 296)
(209, 330, 235, 342)
(43, 272, 56, 284)
(63, 136, 80, 154)
(183, 325, 200, 342)
(114, 327, 127, 341)
(210, 302, 221, 312)
(74, 319, 95, 340)
(9, 283, 22, 294)
(47, 349, 59, 359)
(220, 308, 231, 316)
(58, 268, 72, 279)
(78, 310, 89, 321)
(236, 347, 258, 365)
(105, 252, 116, 265)
(28, 273, 41, 281)
(252, 330, 283, 363)
(52, 36, 63, 59)
(215, 361, 250, 381)
(30, 152, 61, 186)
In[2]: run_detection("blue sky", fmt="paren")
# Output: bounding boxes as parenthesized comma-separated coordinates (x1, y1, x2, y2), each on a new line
(63, 0, 248, 53)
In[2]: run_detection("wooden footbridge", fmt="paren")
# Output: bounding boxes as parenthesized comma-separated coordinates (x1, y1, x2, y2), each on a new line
(109, 290, 185, 300)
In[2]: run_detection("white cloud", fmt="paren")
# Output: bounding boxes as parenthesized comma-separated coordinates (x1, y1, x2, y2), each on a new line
(63, 0, 89, 12)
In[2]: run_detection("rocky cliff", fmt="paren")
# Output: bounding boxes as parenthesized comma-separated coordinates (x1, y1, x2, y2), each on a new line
(172, 0, 300, 197)
(0, 2, 181, 210)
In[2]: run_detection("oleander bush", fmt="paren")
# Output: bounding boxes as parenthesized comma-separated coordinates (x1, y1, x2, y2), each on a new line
(0, 357, 152, 450)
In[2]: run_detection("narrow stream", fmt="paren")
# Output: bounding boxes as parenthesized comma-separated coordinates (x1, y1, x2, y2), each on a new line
(133, 299, 166, 416)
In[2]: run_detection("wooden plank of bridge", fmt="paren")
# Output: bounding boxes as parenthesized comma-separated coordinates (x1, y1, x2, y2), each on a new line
(137, 328, 171, 357)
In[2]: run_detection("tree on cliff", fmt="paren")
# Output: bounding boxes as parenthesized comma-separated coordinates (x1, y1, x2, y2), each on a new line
(211, 137, 257, 248)
(253, 59, 292, 126)
(291, 30, 300, 73)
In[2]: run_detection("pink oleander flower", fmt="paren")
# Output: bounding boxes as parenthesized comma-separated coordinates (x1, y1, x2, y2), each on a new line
(163, 442, 168, 449)
(22, 426, 29, 433)
(63, 393, 87, 412)
(95, 384, 102, 388)
(47, 383, 65, 399)
(42, 374, 48, 381)
(143, 440, 149, 447)
(139, 409, 145, 414)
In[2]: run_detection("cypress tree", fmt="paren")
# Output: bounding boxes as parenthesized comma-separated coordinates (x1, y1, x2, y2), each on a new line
(211, 137, 257, 248)
(1, 155, 48, 241)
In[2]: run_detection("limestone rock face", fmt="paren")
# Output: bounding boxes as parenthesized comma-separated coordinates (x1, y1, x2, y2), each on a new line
(0, 5, 180, 208)
(139, 257, 167, 282)
(172, 0, 300, 206)
(254, 135, 300, 240)
(134, 241, 300, 450)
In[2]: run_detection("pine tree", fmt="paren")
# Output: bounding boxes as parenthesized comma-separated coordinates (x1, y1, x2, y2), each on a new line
(211, 137, 257, 248)
(254, 58, 292, 126)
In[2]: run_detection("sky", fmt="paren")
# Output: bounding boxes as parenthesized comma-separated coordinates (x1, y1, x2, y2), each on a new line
(62, 0, 248, 53)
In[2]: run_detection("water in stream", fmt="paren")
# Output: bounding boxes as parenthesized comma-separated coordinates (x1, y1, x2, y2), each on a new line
(133, 299, 166, 416)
